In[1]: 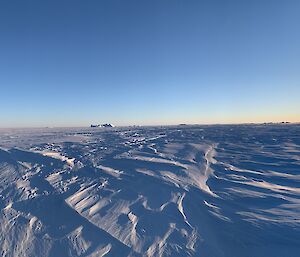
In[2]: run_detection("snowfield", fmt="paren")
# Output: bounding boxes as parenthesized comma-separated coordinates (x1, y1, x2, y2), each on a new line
(0, 124, 299, 257)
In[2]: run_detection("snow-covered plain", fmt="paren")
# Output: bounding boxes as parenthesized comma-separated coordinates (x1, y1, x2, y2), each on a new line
(0, 124, 299, 257)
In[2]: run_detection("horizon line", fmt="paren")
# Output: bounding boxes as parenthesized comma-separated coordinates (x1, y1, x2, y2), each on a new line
(0, 121, 299, 130)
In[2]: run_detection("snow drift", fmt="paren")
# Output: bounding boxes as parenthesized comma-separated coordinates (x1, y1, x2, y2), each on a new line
(0, 124, 299, 256)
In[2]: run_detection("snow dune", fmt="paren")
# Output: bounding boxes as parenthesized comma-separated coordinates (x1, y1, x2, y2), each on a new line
(0, 124, 299, 256)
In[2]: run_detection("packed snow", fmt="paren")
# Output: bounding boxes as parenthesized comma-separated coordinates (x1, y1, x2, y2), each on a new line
(0, 124, 299, 257)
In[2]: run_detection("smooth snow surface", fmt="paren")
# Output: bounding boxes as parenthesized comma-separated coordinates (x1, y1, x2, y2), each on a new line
(0, 125, 299, 257)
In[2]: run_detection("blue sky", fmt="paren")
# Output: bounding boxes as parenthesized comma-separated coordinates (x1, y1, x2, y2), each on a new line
(0, 0, 299, 127)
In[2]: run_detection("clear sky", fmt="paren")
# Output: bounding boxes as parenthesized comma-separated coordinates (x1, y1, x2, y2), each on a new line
(0, 0, 299, 127)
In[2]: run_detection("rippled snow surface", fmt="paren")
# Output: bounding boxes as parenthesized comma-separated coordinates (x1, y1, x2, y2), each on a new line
(0, 124, 299, 257)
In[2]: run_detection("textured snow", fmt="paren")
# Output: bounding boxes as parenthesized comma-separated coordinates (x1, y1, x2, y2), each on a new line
(0, 124, 299, 256)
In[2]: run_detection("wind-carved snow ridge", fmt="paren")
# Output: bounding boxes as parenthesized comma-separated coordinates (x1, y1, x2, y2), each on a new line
(0, 124, 300, 257)
(189, 143, 218, 197)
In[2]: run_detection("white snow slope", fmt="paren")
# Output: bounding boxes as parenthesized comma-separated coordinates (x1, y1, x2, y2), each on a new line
(0, 124, 299, 257)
